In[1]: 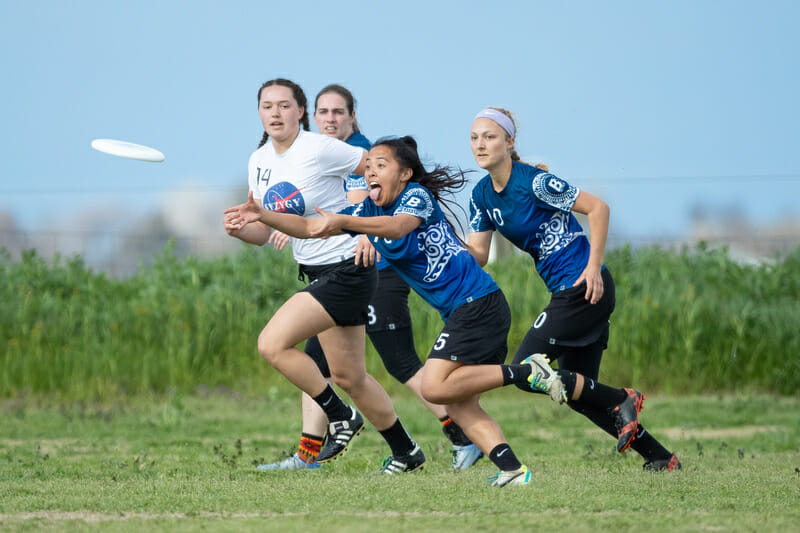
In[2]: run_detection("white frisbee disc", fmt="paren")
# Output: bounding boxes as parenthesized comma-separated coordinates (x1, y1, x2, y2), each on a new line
(91, 138, 165, 162)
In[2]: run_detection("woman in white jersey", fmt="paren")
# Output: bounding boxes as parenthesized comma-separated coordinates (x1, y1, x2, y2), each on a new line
(223, 78, 423, 470)
(260, 84, 482, 471)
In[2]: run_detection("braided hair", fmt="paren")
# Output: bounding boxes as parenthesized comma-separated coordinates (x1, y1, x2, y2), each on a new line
(257, 78, 310, 148)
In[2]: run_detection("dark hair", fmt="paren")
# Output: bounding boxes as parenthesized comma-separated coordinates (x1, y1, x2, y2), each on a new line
(314, 83, 360, 132)
(372, 135, 470, 238)
(256, 78, 310, 148)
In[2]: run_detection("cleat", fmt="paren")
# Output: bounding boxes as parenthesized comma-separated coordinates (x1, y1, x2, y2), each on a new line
(522, 353, 566, 403)
(452, 443, 483, 471)
(380, 444, 426, 474)
(643, 453, 682, 472)
(487, 464, 532, 487)
(256, 452, 321, 471)
(316, 406, 364, 463)
(612, 388, 646, 453)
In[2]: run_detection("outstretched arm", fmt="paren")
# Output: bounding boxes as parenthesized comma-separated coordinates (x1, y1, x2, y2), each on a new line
(224, 191, 316, 238)
(310, 207, 422, 240)
(223, 209, 271, 245)
(571, 190, 609, 304)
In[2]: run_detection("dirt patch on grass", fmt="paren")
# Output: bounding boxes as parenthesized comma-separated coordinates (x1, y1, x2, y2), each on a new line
(659, 425, 780, 439)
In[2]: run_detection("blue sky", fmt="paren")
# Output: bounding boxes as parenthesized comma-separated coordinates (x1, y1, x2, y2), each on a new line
(1, 0, 798, 240)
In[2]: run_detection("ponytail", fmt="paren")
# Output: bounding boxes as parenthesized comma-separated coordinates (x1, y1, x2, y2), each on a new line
(486, 107, 549, 171)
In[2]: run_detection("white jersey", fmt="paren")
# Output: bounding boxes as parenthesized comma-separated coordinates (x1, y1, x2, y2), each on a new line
(248, 130, 365, 265)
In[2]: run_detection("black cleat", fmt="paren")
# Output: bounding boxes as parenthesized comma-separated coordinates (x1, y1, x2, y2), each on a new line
(380, 444, 426, 474)
(612, 388, 646, 453)
(316, 406, 364, 463)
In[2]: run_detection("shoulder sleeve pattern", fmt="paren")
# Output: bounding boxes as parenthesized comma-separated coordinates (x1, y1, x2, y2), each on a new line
(531, 173, 580, 212)
(395, 187, 434, 221)
(344, 175, 368, 191)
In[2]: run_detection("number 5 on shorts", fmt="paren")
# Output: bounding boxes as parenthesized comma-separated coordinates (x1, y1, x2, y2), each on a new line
(433, 332, 449, 351)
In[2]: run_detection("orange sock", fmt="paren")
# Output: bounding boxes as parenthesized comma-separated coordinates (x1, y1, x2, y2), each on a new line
(297, 433, 323, 464)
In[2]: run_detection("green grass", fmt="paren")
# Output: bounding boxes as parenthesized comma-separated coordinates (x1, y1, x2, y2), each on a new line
(1, 390, 798, 532)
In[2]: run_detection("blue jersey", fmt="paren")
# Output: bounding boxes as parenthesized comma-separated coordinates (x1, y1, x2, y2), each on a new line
(343, 131, 371, 192)
(469, 161, 595, 293)
(342, 183, 499, 319)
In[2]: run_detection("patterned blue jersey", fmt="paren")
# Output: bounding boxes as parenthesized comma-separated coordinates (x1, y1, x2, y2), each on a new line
(341, 183, 499, 319)
(343, 131, 371, 192)
(469, 161, 595, 293)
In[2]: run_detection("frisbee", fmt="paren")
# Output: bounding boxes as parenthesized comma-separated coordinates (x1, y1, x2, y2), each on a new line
(91, 138, 165, 162)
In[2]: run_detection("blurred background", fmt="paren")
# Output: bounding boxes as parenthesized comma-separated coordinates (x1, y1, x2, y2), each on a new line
(2, 1, 799, 276)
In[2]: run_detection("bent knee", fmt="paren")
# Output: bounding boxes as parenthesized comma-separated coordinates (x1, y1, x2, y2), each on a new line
(257, 330, 287, 365)
(329, 368, 366, 393)
(421, 381, 450, 405)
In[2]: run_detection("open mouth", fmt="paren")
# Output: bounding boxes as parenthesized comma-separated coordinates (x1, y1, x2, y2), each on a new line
(369, 181, 382, 202)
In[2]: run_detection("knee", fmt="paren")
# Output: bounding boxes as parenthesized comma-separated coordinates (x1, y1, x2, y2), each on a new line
(421, 380, 449, 405)
(329, 366, 365, 393)
(257, 330, 282, 365)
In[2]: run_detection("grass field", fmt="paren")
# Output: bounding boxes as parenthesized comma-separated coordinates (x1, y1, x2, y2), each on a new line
(1, 389, 798, 532)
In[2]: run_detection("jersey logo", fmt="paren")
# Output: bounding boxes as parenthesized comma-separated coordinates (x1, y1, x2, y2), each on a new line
(545, 175, 567, 193)
(396, 188, 434, 219)
(417, 220, 463, 282)
(262, 181, 307, 215)
(532, 173, 579, 211)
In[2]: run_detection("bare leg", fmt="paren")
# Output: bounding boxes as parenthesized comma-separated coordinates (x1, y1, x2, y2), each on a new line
(420, 358, 505, 404)
(445, 395, 507, 456)
(403, 368, 448, 419)
(318, 326, 398, 431)
(301, 389, 329, 435)
(257, 292, 337, 396)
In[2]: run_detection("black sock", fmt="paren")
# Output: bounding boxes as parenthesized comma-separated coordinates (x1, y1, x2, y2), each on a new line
(559, 371, 626, 409)
(378, 418, 416, 457)
(311, 384, 351, 421)
(440, 416, 472, 446)
(501, 364, 532, 386)
(489, 443, 522, 471)
(629, 427, 672, 462)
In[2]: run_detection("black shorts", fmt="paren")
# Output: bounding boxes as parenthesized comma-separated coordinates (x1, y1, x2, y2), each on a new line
(366, 267, 412, 333)
(299, 259, 378, 327)
(427, 289, 511, 365)
(528, 267, 615, 347)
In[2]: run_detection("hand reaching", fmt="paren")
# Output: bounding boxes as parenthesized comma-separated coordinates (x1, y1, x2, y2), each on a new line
(223, 191, 262, 230)
(308, 206, 344, 238)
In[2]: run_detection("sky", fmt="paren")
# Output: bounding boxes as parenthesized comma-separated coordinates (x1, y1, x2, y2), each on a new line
(1, 0, 799, 244)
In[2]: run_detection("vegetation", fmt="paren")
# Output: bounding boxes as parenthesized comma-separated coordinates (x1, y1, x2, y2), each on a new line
(1, 243, 798, 400)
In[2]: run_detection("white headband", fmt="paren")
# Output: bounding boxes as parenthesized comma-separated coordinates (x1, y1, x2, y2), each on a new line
(473, 108, 515, 138)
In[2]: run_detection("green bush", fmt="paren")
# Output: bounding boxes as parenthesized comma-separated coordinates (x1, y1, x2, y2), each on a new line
(1, 243, 798, 400)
